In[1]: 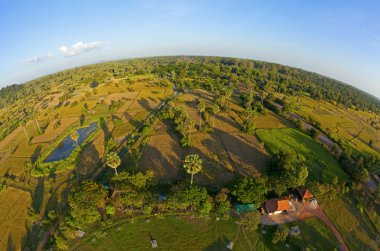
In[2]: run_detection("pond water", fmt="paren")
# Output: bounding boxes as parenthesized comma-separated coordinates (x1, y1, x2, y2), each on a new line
(44, 122, 98, 163)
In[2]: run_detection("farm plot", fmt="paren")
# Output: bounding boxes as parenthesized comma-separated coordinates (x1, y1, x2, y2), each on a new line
(296, 96, 380, 156)
(320, 196, 378, 250)
(0, 188, 32, 251)
(254, 111, 292, 129)
(139, 122, 182, 181)
(218, 132, 269, 178)
(139, 122, 269, 187)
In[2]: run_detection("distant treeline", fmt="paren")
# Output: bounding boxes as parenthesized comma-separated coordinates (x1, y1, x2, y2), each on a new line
(1, 56, 379, 113)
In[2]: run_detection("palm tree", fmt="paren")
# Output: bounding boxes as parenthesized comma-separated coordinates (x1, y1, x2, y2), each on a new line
(22, 121, 29, 142)
(70, 131, 79, 146)
(183, 154, 203, 185)
(197, 101, 206, 130)
(211, 104, 220, 127)
(106, 152, 121, 176)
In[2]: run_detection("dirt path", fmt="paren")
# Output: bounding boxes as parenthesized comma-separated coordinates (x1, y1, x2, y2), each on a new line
(313, 207, 349, 251)
(261, 201, 349, 251)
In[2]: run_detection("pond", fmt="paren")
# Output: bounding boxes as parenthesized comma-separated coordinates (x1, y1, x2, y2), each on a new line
(44, 122, 98, 163)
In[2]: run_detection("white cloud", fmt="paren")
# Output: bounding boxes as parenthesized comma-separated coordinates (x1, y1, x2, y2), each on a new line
(20, 53, 54, 65)
(59, 41, 104, 57)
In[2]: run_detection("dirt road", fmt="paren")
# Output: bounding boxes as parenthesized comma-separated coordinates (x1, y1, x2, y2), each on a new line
(261, 201, 349, 251)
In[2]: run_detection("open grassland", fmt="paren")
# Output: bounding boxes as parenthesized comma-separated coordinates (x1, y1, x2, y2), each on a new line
(78, 216, 339, 251)
(262, 217, 339, 250)
(78, 216, 265, 251)
(296, 96, 380, 156)
(0, 188, 31, 251)
(320, 196, 378, 250)
(256, 128, 348, 182)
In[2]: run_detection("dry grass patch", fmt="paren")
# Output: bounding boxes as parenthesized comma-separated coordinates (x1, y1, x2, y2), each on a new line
(0, 188, 31, 251)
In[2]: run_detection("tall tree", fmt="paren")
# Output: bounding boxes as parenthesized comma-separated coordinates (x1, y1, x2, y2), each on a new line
(211, 104, 220, 127)
(22, 121, 29, 142)
(183, 154, 203, 185)
(106, 152, 121, 176)
(197, 101, 206, 130)
(70, 130, 79, 146)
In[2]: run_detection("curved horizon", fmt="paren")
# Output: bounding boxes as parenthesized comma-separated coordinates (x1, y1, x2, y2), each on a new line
(0, 0, 379, 97)
(4, 54, 379, 101)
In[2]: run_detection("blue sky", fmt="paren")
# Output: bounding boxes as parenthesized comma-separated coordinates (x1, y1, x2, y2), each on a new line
(0, 0, 379, 97)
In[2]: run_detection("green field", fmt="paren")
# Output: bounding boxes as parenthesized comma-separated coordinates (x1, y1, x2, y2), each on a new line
(262, 217, 339, 250)
(256, 128, 348, 182)
(77, 216, 264, 251)
(77, 216, 340, 251)
(297, 96, 380, 156)
(321, 196, 378, 250)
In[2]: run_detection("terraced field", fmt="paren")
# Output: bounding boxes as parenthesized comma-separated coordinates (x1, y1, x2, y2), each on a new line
(296, 96, 380, 156)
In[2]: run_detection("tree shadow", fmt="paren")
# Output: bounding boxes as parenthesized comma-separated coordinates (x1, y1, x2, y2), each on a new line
(31, 145, 42, 163)
(76, 142, 101, 179)
(6, 233, 15, 251)
(209, 128, 269, 177)
(139, 143, 182, 181)
(23, 221, 39, 250)
(32, 177, 44, 213)
(202, 235, 229, 251)
(214, 112, 241, 132)
(138, 98, 153, 111)
(123, 111, 140, 128)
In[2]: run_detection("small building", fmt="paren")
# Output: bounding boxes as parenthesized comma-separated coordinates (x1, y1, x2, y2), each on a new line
(297, 188, 313, 201)
(265, 197, 291, 215)
(290, 226, 301, 236)
(235, 204, 256, 214)
(76, 230, 86, 238)
(151, 239, 158, 248)
(227, 241, 234, 250)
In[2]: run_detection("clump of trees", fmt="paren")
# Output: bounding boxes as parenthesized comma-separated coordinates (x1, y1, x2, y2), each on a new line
(231, 176, 268, 205)
(272, 226, 289, 244)
(268, 151, 309, 196)
(159, 103, 195, 147)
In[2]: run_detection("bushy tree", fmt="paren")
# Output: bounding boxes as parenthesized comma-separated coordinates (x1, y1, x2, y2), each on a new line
(269, 151, 309, 195)
(238, 211, 261, 232)
(106, 151, 121, 176)
(231, 177, 268, 205)
(70, 130, 79, 146)
(68, 180, 107, 227)
(272, 226, 288, 244)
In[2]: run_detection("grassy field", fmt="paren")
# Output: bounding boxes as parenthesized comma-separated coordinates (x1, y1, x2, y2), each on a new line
(78, 215, 340, 251)
(256, 128, 348, 182)
(78, 216, 264, 251)
(0, 187, 31, 251)
(320, 196, 378, 250)
(262, 217, 339, 250)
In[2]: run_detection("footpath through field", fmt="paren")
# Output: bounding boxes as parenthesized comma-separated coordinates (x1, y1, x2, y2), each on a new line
(260, 201, 349, 251)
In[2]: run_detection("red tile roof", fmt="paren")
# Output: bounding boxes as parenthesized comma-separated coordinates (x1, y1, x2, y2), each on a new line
(265, 197, 291, 213)
(298, 188, 313, 200)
